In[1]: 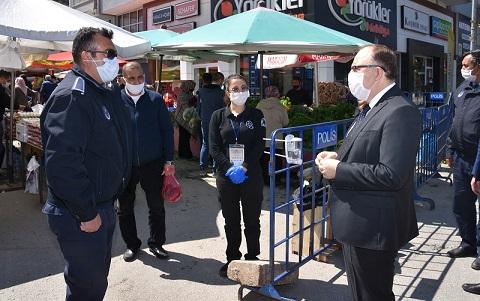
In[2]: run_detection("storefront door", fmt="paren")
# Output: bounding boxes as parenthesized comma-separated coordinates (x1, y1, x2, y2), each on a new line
(413, 56, 434, 92)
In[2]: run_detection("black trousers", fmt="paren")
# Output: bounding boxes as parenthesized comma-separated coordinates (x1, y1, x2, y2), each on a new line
(178, 125, 192, 159)
(117, 161, 165, 250)
(45, 203, 115, 301)
(342, 244, 398, 301)
(453, 155, 480, 252)
(216, 174, 263, 261)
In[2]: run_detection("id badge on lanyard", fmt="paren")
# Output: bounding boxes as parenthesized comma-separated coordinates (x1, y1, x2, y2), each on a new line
(229, 144, 245, 166)
(229, 119, 245, 166)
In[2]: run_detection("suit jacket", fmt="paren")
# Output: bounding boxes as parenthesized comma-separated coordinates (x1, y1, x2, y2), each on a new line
(331, 84, 422, 251)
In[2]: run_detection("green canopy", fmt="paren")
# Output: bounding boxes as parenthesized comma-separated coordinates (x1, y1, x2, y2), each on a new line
(135, 29, 179, 47)
(155, 7, 370, 54)
(135, 29, 237, 62)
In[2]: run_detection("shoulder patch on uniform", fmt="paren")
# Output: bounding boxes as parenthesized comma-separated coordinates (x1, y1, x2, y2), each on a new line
(261, 118, 266, 127)
(72, 77, 85, 95)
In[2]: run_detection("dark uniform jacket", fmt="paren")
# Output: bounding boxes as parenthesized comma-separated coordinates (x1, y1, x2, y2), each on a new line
(447, 80, 480, 163)
(41, 65, 132, 222)
(121, 89, 174, 167)
(332, 85, 422, 251)
(209, 106, 266, 178)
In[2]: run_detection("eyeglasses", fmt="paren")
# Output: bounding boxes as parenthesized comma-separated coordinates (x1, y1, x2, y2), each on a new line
(88, 48, 118, 60)
(229, 87, 249, 93)
(351, 64, 386, 72)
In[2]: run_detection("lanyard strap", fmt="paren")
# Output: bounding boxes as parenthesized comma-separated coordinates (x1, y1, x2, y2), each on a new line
(229, 119, 241, 144)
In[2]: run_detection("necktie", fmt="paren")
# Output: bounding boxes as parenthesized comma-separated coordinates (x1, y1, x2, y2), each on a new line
(346, 106, 370, 137)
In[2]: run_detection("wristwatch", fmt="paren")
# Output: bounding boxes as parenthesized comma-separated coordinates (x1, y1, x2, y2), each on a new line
(166, 161, 174, 165)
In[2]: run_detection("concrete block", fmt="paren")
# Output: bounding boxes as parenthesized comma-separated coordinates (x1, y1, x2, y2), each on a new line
(227, 260, 299, 287)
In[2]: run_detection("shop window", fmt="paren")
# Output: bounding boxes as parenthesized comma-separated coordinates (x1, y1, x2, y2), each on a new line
(117, 9, 143, 33)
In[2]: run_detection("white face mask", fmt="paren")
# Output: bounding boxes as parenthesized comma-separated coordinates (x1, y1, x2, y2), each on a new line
(230, 90, 250, 106)
(89, 56, 119, 83)
(461, 68, 476, 82)
(348, 71, 371, 100)
(125, 81, 144, 95)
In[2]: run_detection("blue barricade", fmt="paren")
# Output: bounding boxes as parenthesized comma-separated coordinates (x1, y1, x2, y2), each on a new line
(413, 94, 453, 209)
(247, 119, 352, 301)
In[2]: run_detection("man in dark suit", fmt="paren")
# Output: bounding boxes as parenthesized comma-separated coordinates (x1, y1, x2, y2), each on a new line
(316, 44, 422, 301)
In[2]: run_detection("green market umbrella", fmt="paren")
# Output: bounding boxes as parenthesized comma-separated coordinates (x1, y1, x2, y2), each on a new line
(135, 29, 178, 47)
(155, 7, 370, 98)
(154, 7, 370, 54)
(135, 29, 237, 85)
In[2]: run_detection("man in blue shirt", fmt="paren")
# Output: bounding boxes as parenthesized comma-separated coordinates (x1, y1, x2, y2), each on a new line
(117, 62, 175, 262)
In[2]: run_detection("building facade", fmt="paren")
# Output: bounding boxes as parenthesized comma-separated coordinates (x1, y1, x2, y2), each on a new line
(69, 0, 478, 95)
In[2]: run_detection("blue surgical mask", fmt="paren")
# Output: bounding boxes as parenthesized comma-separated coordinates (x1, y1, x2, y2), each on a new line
(89, 55, 119, 83)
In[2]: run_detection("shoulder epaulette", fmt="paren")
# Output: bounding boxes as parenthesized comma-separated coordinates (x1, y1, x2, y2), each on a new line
(72, 77, 85, 95)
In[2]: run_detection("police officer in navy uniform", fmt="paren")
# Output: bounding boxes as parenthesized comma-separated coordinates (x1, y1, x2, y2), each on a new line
(117, 62, 175, 262)
(446, 50, 480, 268)
(209, 74, 266, 277)
(41, 27, 132, 301)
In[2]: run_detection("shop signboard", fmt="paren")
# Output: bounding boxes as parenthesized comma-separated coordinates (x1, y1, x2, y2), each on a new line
(401, 6, 429, 34)
(430, 16, 451, 41)
(153, 6, 173, 24)
(316, 0, 397, 49)
(256, 54, 354, 69)
(175, 0, 199, 20)
(314, 124, 337, 150)
(168, 22, 196, 33)
(211, 0, 306, 21)
(457, 14, 471, 56)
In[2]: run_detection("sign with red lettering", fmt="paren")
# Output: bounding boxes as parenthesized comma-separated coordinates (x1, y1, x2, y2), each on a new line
(175, 0, 199, 20)
(257, 54, 354, 69)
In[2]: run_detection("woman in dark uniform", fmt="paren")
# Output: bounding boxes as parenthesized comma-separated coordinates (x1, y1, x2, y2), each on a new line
(209, 74, 266, 277)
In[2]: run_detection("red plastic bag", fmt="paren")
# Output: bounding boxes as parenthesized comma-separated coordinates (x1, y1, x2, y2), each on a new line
(162, 174, 182, 203)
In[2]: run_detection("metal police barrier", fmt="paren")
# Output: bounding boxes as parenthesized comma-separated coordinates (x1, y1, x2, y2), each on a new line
(413, 94, 453, 210)
(240, 119, 353, 301)
(240, 97, 453, 299)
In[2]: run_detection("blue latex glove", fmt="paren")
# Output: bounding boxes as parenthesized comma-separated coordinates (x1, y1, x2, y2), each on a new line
(225, 165, 248, 184)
